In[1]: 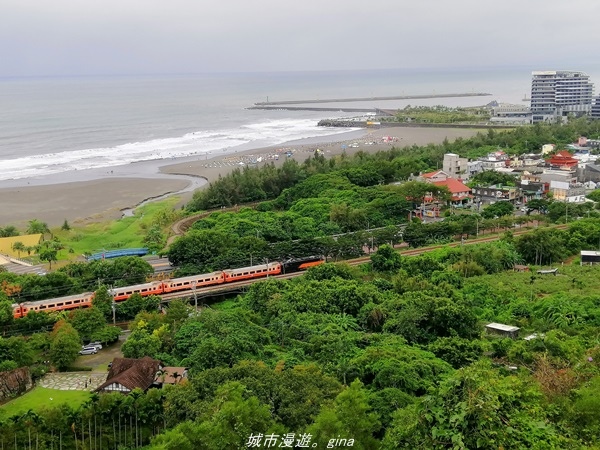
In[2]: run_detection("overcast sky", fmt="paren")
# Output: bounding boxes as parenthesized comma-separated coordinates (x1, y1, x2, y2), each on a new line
(1, 0, 599, 77)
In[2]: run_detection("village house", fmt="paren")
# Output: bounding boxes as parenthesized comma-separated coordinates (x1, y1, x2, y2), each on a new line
(472, 184, 519, 204)
(549, 181, 587, 203)
(477, 151, 509, 170)
(95, 357, 188, 394)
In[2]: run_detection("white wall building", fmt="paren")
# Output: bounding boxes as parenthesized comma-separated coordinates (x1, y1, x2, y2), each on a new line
(490, 103, 532, 124)
(531, 71, 594, 123)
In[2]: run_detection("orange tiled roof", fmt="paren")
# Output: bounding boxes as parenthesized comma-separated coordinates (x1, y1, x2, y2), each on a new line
(433, 178, 471, 194)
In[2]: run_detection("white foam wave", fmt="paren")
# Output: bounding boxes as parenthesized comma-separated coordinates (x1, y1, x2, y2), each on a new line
(0, 119, 358, 181)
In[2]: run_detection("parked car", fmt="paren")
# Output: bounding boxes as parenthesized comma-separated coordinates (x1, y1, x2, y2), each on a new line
(79, 347, 98, 355)
(87, 342, 103, 350)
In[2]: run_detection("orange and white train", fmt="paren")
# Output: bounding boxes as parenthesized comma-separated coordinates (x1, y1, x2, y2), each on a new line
(11, 257, 324, 319)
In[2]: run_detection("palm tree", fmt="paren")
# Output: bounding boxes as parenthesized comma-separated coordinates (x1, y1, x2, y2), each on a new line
(26, 219, 49, 238)
(11, 241, 25, 258)
(0, 225, 19, 237)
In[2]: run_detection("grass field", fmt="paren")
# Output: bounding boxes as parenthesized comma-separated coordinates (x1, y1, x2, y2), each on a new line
(50, 197, 185, 262)
(0, 387, 91, 419)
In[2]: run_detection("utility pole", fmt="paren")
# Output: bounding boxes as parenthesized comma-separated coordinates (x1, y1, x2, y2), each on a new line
(109, 286, 116, 325)
(191, 281, 198, 310)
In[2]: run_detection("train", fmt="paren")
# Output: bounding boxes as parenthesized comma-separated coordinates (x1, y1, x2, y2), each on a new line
(11, 256, 325, 319)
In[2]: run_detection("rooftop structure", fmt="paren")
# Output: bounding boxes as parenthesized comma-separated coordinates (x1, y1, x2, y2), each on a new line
(531, 71, 594, 123)
(95, 357, 160, 394)
(486, 323, 520, 338)
(581, 251, 600, 265)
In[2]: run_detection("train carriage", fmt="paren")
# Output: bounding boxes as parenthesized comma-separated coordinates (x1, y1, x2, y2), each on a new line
(12, 292, 95, 319)
(162, 271, 225, 293)
(222, 262, 282, 282)
(112, 281, 164, 301)
(282, 256, 325, 272)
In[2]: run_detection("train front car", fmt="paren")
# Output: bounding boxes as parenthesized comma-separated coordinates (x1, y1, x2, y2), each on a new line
(12, 292, 95, 318)
(223, 262, 282, 283)
(282, 256, 326, 273)
(162, 271, 225, 293)
(111, 281, 164, 302)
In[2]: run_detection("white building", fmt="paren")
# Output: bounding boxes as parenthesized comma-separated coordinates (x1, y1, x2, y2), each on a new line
(549, 180, 586, 203)
(477, 151, 509, 170)
(490, 103, 532, 124)
(593, 96, 600, 120)
(531, 70, 594, 123)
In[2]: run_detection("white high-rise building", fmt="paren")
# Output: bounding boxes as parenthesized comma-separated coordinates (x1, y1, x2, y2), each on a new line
(531, 70, 594, 123)
(592, 96, 600, 120)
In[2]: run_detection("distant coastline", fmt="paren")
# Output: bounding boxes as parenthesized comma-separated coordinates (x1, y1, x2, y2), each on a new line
(0, 126, 481, 228)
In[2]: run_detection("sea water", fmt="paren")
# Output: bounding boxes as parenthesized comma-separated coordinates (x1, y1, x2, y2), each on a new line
(0, 66, 592, 184)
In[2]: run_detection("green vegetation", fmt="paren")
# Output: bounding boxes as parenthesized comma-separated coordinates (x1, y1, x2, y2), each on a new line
(392, 105, 490, 124)
(40, 197, 183, 262)
(4, 119, 600, 447)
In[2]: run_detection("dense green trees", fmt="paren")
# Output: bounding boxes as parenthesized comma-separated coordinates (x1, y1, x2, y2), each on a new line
(49, 320, 81, 370)
(481, 200, 514, 219)
(383, 361, 570, 449)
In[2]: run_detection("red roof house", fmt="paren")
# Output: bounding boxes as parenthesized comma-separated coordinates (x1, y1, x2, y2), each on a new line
(431, 178, 473, 204)
(547, 150, 578, 169)
(420, 170, 449, 182)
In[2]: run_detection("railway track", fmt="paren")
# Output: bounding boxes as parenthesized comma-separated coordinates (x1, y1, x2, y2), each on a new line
(159, 223, 568, 303)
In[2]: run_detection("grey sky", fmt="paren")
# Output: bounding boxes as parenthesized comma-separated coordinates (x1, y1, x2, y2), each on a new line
(1, 0, 599, 77)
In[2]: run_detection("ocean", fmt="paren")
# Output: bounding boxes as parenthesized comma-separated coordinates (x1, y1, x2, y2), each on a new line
(0, 66, 595, 186)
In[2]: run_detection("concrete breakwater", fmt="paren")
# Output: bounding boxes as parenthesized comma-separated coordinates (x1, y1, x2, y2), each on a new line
(247, 105, 380, 113)
(317, 120, 514, 130)
(253, 92, 491, 106)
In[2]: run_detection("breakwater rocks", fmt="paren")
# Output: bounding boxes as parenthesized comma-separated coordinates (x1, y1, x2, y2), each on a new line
(317, 120, 514, 129)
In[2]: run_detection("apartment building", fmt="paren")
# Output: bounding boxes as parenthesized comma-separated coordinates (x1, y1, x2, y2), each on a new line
(531, 71, 594, 123)
(442, 153, 468, 179)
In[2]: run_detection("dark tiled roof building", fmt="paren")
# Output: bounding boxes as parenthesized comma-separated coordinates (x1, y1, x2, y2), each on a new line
(95, 357, 160, 394)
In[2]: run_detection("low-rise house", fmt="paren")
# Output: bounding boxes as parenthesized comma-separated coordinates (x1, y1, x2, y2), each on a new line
(467, 160, 484, 177)
(478, 151, 509, 170)
(521, 154, 544, 167)
(95, 357, 160, 394)
(424, 178, 473, 206)
(472, 184, 518, 204)
(538, 169, 577, 185)
(418, 170, 450, 183)
(580, 163, 600, 183)
(549, 181, 586, 202)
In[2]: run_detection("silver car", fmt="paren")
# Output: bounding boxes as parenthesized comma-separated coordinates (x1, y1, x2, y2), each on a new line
(79, 346, 98, 355)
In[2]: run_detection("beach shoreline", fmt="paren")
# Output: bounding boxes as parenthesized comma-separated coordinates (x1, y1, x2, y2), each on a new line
(0, 127, 480, 228)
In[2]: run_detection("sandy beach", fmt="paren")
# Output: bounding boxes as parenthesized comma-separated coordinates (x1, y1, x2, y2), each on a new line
(0, 127, 480, 228)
